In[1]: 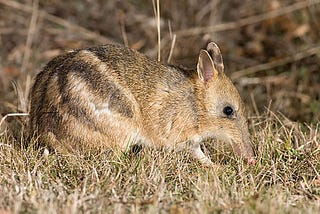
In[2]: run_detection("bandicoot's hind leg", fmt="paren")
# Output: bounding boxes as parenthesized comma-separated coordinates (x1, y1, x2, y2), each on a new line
(37, 131, 71, 154)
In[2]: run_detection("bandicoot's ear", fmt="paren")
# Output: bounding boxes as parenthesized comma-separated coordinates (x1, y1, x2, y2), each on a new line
(197, 50, 218, 83)
(206, 42, 224, 74)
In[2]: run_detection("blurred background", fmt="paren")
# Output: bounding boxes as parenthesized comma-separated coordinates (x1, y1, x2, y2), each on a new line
(0, 0, 319, 130)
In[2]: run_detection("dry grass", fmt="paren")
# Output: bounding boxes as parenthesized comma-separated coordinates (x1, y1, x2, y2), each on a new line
(0, 112, 319, 213)
(0, 0, 319, 213)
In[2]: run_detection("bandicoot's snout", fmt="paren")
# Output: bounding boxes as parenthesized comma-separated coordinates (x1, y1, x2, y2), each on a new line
(217, 128, 255, 165)
(244, 139, 255, 165)
(231, 125, 255, 165)
(235, 140, 255, 165)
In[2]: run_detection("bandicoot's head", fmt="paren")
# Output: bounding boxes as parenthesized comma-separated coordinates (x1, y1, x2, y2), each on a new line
(197, 42, 255, 165)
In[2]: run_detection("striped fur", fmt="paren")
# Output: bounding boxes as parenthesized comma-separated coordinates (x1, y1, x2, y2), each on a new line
(29, 43, 255, 165)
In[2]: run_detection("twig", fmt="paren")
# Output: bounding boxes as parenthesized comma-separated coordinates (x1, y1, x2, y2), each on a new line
(152, 0, 161, 61)
(238, 74, 288, 86)
(157, 0, 161, 62)
(20, 0, 39, 113)
(231, 43, 320, 79)
(167, 20, 176, 64)
(174, 0, 320, 37)
(167, 34, 176, 64)
(0, 0, 115, 44)
(21, 0, 38, 74)
(119, 11, 128, 47)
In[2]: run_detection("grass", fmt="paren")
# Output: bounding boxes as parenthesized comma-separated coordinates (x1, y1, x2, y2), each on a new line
(0, 112, 319, 213)
(0, 0, 320, 213)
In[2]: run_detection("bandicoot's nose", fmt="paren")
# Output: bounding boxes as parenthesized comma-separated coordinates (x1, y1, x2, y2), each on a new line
(247, 157, 255, 166)
(242, 142, 255, 165)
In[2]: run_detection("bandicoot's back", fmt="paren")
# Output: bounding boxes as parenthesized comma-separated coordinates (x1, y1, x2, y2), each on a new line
(30, 42, 255, 165)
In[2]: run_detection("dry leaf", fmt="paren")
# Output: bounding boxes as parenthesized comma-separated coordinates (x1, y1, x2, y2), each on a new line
(293, 24, 310, 37)
(3, 66, 21, 78)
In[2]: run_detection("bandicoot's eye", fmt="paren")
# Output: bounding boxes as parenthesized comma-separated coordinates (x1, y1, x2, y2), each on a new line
(223, 106, 234, 117)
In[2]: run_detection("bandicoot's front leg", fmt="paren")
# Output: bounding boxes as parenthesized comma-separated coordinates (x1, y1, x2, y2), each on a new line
(190, 142, 213, 166)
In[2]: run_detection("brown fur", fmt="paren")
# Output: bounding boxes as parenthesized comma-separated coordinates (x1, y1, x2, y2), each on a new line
(29, 42, 255, 165)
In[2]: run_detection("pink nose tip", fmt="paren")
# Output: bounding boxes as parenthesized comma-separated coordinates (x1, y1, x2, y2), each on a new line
(248, 158, 255, 166)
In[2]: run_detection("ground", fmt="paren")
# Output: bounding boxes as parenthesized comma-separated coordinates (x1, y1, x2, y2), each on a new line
(0, 0, 319, 213)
